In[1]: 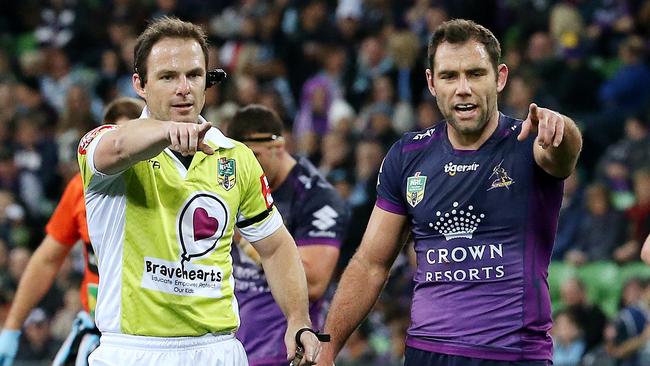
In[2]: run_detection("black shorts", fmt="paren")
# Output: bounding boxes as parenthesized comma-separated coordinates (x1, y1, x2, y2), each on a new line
(404, 347, 551, 366)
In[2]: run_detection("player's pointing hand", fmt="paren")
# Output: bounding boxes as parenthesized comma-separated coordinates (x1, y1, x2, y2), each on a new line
(517, 103, 566, 149)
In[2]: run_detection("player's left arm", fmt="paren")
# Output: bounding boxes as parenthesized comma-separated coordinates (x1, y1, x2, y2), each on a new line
(299, 246, 339, 301)
(253, 226, 320, 365)
(517, 103, 582, 178)
(295, 192, 349, 301)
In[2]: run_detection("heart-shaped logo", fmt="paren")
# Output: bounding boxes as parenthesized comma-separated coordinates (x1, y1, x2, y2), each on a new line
(193, 208, 219, 242)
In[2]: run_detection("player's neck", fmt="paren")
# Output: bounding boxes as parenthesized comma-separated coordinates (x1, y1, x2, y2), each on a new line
(270, 153, 297, 191)
(447, 111, 500, 150)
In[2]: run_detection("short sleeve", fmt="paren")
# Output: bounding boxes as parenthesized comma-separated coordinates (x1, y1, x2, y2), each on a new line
(77, 125, 120, 188)
(376, 139, 407, 215)
(236, 147, 283, 242)
(293, 186, 349, 248)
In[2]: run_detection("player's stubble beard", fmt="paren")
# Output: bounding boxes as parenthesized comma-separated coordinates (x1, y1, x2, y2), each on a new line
(437, 93, 498, 138)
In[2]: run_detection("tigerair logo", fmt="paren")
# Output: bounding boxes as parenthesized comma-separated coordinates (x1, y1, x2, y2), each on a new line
(444, 162, 480, 176)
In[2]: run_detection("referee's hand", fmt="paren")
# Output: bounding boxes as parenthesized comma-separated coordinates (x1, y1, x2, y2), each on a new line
(286, 325, 321, 366)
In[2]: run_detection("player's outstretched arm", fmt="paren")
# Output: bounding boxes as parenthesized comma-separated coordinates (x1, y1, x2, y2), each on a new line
(93, 119, 214, 175)
(641, 234, 650, 265)
(517, 103, 582, 178)
(318, 206, 407, 366)
(0, 236, 71, 366)
(254, 225, 320, 365)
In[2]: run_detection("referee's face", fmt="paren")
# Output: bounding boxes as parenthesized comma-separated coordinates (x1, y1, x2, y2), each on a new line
(134, 37, 206, 124)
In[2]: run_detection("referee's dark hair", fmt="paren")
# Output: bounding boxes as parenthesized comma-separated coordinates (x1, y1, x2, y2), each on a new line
(227, 104, 283, 142)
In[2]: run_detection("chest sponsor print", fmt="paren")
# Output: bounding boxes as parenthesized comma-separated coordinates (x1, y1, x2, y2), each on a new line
(140, 192, 228, 297)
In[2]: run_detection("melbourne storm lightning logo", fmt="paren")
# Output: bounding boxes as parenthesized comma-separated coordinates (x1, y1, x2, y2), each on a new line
(487, 160, 515, 191)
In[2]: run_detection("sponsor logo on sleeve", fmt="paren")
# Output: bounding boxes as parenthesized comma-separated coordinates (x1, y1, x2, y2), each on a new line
(412, 128, 435, 140)
(308, 205, 338, 237)
(260, 174, 273, 208)
(78, 125, 117, 155)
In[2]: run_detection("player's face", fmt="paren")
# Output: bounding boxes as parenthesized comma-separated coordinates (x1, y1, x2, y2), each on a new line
(242, 134, 284, 182)
(134, 37, 206, 123)
(426, 40, 507, 138)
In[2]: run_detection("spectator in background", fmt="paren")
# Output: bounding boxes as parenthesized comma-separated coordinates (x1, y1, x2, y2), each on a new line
(606, 279, 650, 366)
(553, 171, 584, 260)
(596, 114, 650, 210)
(641, 234, 650, 265)
(293, 74, 333, 160)
(565, 183, 627, 265)
(15, 77, 58, 133)
(413, 100, 440, 131)
(559, 277, 607, 354)
(621, 169, 650, 261)
(40, 48, 78, 114)
(349, 35, 396, 109)
(552, 309, 586, 366)
(0, 190, 28, 248)
(56, 84, 99, 181)
(318, 131, 354, 179)
(14, 308, 59, 365)
(13, 114, 59, 224)
(599, 35, 650, 113)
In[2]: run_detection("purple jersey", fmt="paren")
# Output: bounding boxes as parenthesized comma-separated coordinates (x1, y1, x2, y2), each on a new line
(233, 157, 349, 366)
(376, 114, 563, 362)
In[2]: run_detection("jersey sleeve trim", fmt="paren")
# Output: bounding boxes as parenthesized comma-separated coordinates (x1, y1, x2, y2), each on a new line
(236, 206, 273, 228)
(240, 208, 283, 243)
(376, 198, 407, 215)
(295, 238, 342, 247)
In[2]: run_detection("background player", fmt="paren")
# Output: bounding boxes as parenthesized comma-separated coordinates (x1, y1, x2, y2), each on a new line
(227, 105, 349, 366)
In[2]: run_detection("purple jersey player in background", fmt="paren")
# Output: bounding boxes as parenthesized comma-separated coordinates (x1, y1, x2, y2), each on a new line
(227, 105, 349, 366)
(319, 19, 582, 366)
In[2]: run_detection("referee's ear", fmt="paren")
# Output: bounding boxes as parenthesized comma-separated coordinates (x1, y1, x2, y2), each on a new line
(132, 73, 147, 99)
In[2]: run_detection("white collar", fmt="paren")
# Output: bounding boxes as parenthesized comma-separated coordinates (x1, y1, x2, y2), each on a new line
(139, 106, 234, 149)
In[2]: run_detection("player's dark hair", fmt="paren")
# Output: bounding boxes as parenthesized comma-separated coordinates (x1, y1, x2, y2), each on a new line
(427, 19, 501, 74)
(103, 97, 145, 124)
(227, 104, 284, 142)
(134, 16, 209, 88)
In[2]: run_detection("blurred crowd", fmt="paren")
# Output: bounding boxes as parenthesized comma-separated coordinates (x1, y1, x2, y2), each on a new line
(0, 0, 650, 365)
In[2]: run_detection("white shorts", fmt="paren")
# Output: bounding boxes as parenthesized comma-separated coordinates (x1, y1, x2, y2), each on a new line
(88, 333, 248, 366)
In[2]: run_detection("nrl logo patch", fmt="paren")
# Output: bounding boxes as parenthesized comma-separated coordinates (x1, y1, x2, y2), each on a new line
(406, 172, 427, 207)
(217, 158, 236, 190)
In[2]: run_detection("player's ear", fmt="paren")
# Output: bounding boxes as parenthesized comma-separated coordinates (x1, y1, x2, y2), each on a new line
(133, 73, 146, 99)
(496, 64, 508, 93)
(425, 69, 436, 97)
